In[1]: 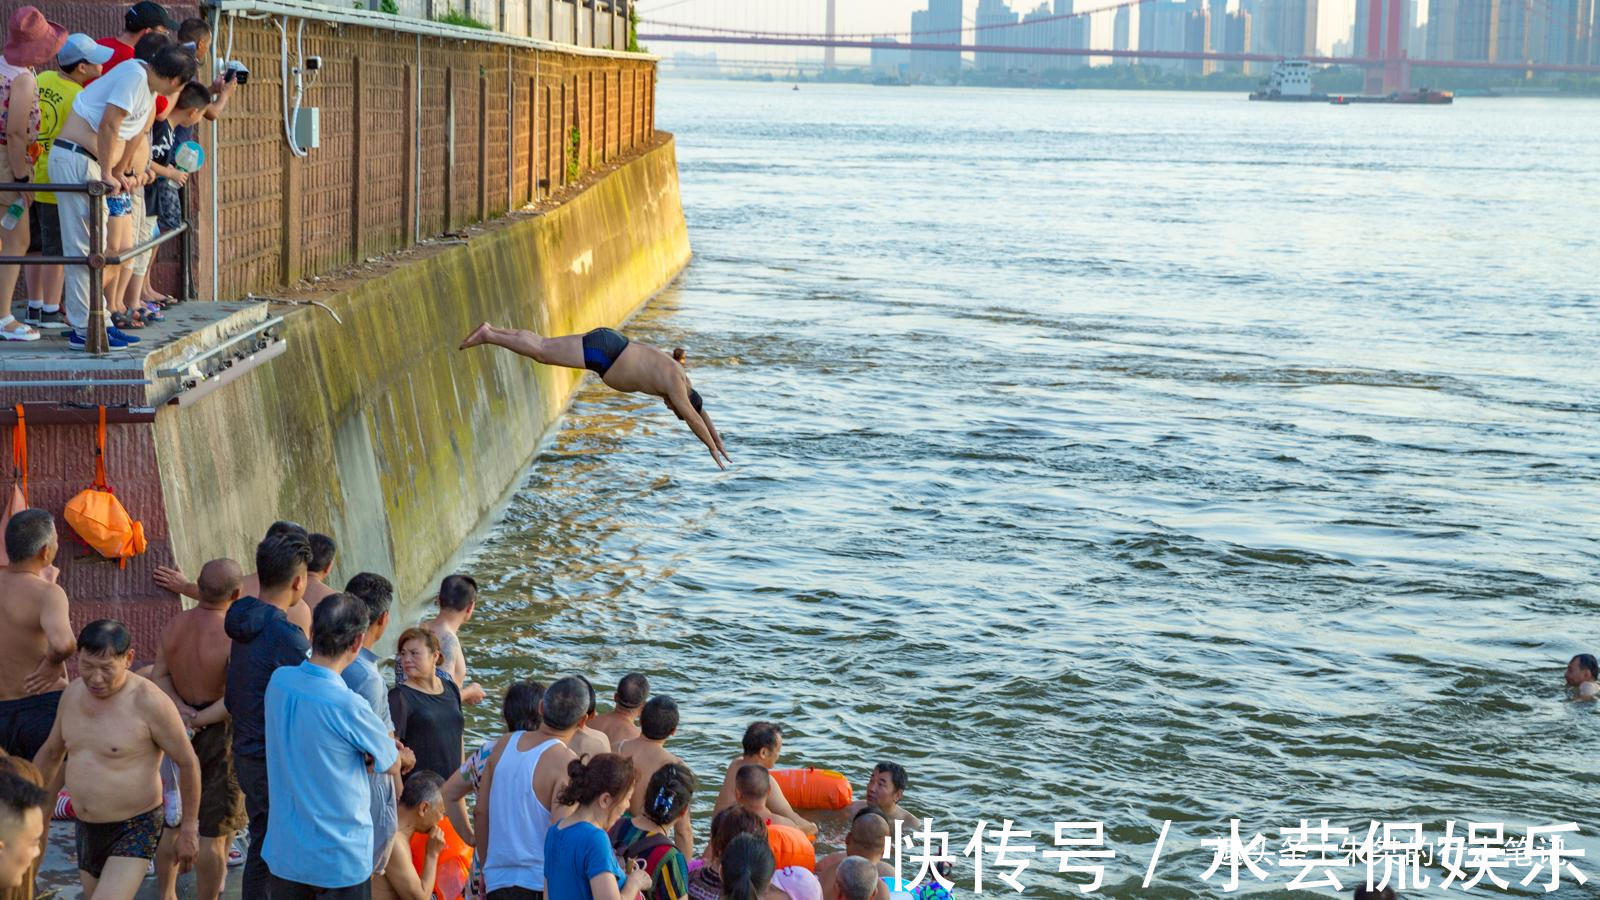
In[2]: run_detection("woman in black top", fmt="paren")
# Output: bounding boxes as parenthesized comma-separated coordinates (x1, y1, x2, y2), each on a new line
(389, 627, 464, 780)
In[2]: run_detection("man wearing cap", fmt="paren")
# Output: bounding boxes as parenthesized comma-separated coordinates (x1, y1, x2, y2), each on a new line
(94, 2, 178, 77)
(22, 34, 113, 333)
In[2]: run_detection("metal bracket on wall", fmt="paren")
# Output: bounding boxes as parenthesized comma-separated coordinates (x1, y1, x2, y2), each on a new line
(155, 316, 290, 407)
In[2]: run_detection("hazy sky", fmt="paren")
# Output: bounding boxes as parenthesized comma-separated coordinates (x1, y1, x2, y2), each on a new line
(638, 0, 1370, 62)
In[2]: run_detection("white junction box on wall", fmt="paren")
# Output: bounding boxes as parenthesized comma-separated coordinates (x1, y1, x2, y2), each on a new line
(294, 108, 321, 150)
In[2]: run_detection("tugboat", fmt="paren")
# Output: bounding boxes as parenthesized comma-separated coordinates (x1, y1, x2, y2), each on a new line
(1248, 60, 1330, 102)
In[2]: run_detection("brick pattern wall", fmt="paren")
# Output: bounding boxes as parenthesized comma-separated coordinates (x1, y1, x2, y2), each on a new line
(208, 17, 656, 299)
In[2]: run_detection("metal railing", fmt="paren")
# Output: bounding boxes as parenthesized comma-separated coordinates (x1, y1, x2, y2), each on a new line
(0, 180, 188, 355)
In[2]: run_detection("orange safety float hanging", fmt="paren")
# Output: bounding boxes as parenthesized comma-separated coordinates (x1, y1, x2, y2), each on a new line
(63, 406, 146, 567)
(0, 405, 27, 564)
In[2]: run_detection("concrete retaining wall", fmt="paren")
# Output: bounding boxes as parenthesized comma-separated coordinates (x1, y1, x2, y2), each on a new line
(154, 136, 688, 607)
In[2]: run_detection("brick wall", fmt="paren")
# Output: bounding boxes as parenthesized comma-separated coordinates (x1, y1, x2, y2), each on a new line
(203, 15, 656, 300)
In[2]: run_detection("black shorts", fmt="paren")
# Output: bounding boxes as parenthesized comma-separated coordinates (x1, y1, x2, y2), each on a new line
(190, 720, 246, 838)
(0, 691, 61, 761)
(486, 890, 545, 900)
(581, 327, 630, 376)
(28, 202, 61, 257)
(76, 806, 163, 878)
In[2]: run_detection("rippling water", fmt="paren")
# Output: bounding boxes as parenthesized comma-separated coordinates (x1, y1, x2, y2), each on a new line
(454, 83, 1600, 897)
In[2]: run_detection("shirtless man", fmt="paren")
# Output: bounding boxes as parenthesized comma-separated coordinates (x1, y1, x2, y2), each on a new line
(1566, 654, 1599, 702)
(816, 810, 893, 900)
(419, 574, 486, 706)
(150, 559, 246, 900)
(34, 620, 201, 900)
(568, 676, 612, 758)
(616, 696, 693, 855)
(731, 766, 807, 833)
(713, 722, 817, 838)
(0, 511, 76, 761)
(592, 673, 649, 747)
(153, 521, 333, 636)
(459, 324, 731, 469)
(844, 763, 918, 832)
(372, 771, 447, 900)
(473, 676, 586, 897)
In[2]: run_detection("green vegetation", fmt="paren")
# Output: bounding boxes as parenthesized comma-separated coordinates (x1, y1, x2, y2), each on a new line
(567, 127, 581, 183)
(379, 0, 399, 13)
(628, 5, 645, 53)
(434, 6, 491, 28)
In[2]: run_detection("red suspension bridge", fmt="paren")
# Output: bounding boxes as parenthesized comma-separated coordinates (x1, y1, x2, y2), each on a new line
(637, 0, 1600, 92)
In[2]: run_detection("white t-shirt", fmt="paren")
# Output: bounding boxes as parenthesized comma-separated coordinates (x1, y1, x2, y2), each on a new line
(71, 60, 154, 140)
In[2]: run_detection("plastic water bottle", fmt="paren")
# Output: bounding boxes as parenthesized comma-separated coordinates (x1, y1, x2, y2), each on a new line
(174, 141, 205, 174)
(0, 200, 22, 231)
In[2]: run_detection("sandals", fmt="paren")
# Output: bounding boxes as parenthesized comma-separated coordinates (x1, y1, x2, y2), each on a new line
(0, 314, 40, 341)
(140, 303, 165, 322)
(111, 312, 146, 330)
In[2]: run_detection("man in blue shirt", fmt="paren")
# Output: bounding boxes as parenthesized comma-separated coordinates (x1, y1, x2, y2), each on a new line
(263, 592, 399, 898)
(341, 572, 414, 875)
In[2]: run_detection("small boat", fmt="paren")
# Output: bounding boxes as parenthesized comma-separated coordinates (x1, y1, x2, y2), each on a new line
(1248, 60, 1329, 102)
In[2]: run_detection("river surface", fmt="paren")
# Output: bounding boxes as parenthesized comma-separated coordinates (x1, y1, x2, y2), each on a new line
(455, 82, 1600, 897)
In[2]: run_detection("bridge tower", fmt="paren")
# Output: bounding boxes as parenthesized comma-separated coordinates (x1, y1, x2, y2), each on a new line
(1362, 0, 1412, 93)
(824, 0, 837, 69)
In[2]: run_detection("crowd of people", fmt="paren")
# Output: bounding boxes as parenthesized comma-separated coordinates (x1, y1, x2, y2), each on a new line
(0, 0, 238, 349)
(0, 510, 928, 900)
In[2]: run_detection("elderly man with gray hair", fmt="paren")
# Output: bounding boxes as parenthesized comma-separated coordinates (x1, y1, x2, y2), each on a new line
(835, 857, 881, 900)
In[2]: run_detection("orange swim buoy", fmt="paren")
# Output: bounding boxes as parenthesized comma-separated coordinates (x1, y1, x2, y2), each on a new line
(410, 817, 474, 900)
(770, 768, 853, 810)
(768, 821, 816, 871)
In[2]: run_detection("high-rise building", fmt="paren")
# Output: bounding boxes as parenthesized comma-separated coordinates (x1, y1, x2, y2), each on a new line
(1187, 7, 1212, 73)
(976, 0, 1020, 71)
(910, 0, 963, 80)
(1426, 0, 1458, 59)
(1139, 0, 1198, 69)
(1210, 0, 1230, 60)
(1114, 4, 1132, 61)
(1223, 10, 1252, 69)
(1452, 0, 1498, 60)
(1251, 0, 1317, 55)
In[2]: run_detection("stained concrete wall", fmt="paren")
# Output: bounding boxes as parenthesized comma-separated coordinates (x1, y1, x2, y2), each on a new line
(153, 137, 689, 604)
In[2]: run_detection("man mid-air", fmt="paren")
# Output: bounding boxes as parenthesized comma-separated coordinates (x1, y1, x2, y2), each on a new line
(460, 324, 731, 469)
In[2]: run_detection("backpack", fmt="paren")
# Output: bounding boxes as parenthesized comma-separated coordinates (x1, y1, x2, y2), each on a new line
(63, 407, 145, 567)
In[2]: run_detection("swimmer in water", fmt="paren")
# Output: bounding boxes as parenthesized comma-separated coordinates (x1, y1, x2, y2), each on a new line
(1565, 654, 1599, 702)
(459, 324, 731, 469)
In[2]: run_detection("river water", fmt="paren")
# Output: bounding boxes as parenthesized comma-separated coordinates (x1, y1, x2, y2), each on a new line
(456, 82, 1600, 897)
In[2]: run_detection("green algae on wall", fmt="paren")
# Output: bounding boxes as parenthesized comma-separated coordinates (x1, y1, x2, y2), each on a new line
(154, 138, 690, 602)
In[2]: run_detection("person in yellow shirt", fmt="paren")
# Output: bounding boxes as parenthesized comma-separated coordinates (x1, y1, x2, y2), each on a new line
(22, 33, 111, 331)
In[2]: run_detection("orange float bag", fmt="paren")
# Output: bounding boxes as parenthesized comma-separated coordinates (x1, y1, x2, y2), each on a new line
(768, 822, 816, 871)
(770, 767, 853, 810)
(410, 817, 473, 900)
(63, 407, 145, 567)
(0, 404, 26, 566)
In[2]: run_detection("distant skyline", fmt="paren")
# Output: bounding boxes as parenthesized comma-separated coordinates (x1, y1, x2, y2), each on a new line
(636, 0, 1378, 59)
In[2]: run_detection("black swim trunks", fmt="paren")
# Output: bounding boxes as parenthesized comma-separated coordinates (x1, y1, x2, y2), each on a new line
(190, 720, 246, 838)
(688, 389, 704, 413)
(0, 691, 62, 761)
(77, 806, 163, 878)
(581, 327, 630, 376)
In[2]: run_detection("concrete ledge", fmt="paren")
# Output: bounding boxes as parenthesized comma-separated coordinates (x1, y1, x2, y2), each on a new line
(154, 136, 689, 608)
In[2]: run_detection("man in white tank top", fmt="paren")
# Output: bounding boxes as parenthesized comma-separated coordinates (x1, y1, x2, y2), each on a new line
(473, 676, 588, 899)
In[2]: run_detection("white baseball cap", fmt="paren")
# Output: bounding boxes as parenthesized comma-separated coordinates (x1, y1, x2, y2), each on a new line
(58, 33, 115, 67)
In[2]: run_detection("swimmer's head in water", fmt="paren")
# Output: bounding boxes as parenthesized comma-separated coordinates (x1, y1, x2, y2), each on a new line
(867, 762, 908, 807)
(1567, 654, 1599, 686)
(741, 721, 783, 764)
(1353, 886, 1397, 900)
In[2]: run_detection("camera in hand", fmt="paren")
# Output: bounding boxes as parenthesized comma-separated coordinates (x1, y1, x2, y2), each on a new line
(224, 59, 250, 85)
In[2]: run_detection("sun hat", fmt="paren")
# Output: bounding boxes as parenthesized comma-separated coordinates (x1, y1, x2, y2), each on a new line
(2, 7, 68, 69)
